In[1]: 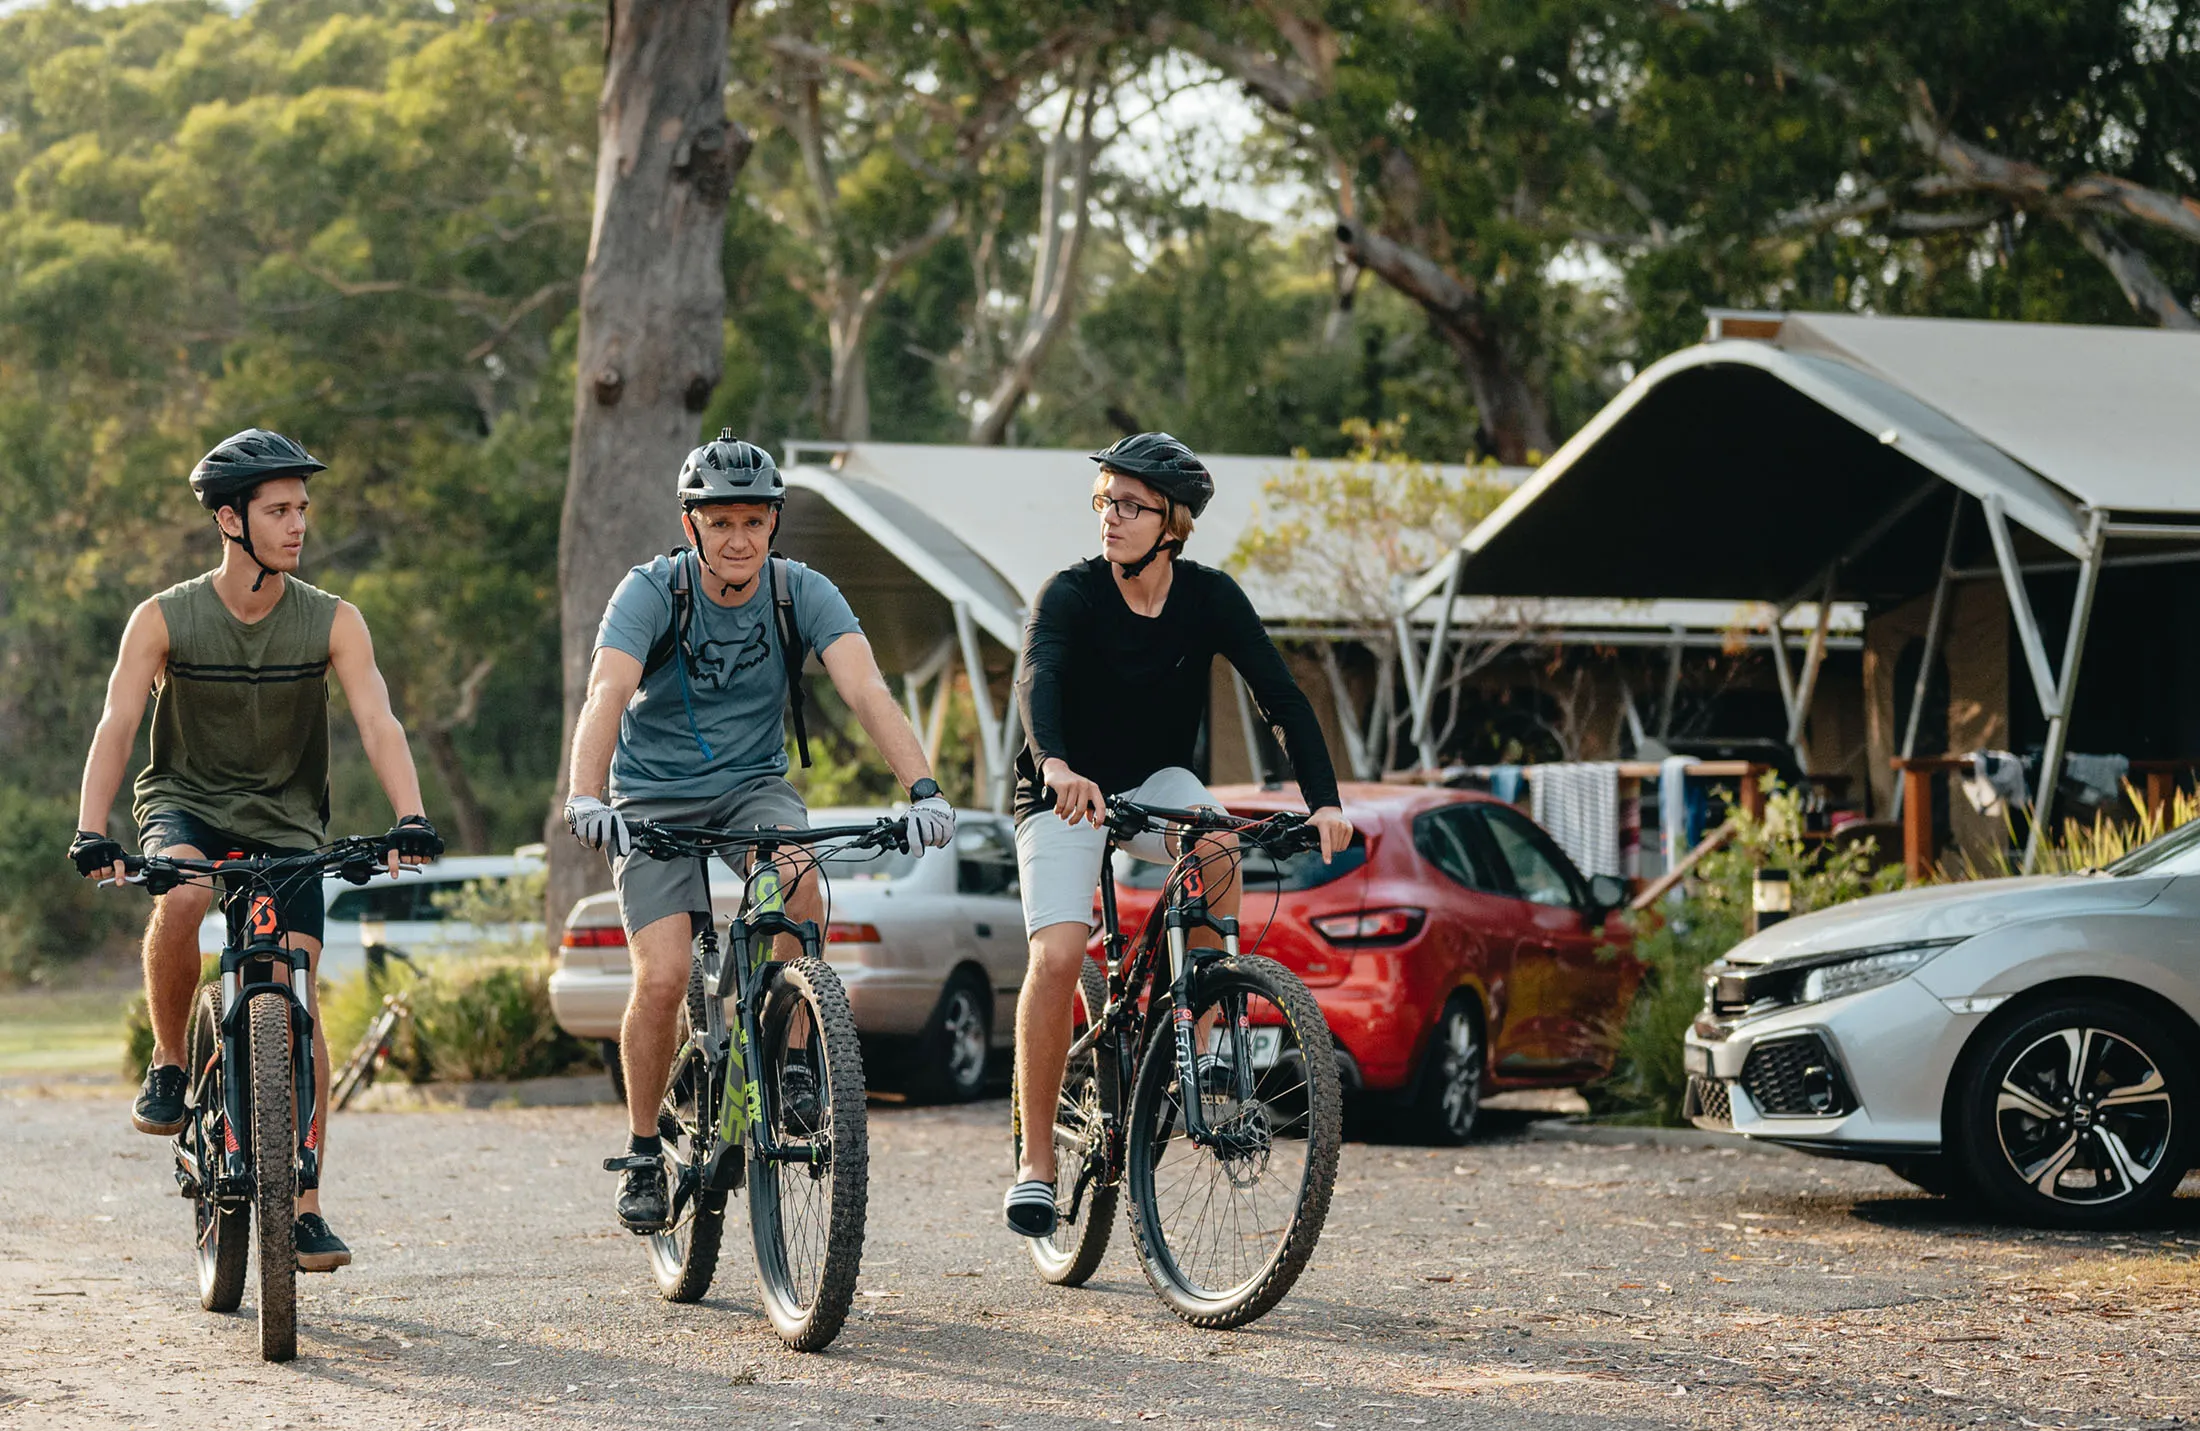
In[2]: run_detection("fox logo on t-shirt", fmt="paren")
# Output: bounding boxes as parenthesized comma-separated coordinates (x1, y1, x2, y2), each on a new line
(689, 624, 772, 689)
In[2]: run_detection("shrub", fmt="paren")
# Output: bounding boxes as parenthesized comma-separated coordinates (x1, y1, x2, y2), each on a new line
(407, 949, 587, 1083)
(1589, 783, 1906, 1126)
(0, 787, 132, 984)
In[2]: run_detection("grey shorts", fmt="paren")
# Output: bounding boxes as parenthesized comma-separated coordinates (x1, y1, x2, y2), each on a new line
(1014, 767, 1219, 936)
(611, 775, 808, 938)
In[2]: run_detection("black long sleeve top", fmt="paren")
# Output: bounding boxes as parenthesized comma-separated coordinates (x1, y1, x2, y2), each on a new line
(1011, 556, 1343, 822)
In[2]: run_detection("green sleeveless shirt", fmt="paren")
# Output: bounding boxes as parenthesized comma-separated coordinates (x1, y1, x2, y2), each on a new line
(131, 573, 341, 849)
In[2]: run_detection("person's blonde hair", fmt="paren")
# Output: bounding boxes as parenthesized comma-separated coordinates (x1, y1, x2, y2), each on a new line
(1094, 468, 1195, 543)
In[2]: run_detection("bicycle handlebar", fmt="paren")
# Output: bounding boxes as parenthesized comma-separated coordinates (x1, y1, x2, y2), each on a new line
(1034, 790, 1320, 854)
(626, 817, 914, 862)
(105, 834, 410, 896)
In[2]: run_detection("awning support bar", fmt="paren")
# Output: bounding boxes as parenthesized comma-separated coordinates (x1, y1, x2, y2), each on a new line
(1982, 495, 2063, 719)
(1232, 672, 1271, 787)
(1785, 569, 1837, 749)
(988, 647, 1025, 814)
(1391, 608, 1436, 772)
(1409, 553, 1464, 752)
(1892, 496, 1963, 822)
(1316, 641, 1375, 780)
(952, 602, 1003, 805)
(2022, 509, 2109, 873)
(1658, 628, 1685, 738)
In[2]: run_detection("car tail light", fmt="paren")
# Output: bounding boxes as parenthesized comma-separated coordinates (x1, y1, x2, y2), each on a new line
(561, 926, 627, 948)
(1311, 908, 1425, 945)
(827, 922, 882, 944)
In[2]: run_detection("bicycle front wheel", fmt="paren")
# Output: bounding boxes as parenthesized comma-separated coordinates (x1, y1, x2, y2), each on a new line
(650, 954, 726, 1302)
(248, 991, 298, 1361)
(747, 956, 868, 1352)
(186, 985, 246, 1313)
(1124, 955, 1342, 1329)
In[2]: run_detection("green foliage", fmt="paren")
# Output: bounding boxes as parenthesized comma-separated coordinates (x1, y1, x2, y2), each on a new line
(317, 946, 585, 1085)
(428, 867, 547, 930)
(0, 788, 131, 982)
(1591, 784, 1905, 1125)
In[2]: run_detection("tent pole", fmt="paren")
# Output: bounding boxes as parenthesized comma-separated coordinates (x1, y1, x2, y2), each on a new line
(1232, 671, 1270, 787)
(1785, 568, 1837, 762)
(989, 647, 1024, 814)
(1410, 554, 1463, 751)
(1657, 626, 1685, 738)
(952, 602, 1002, 800)
(1391, 608, 1435, 773)
(2022, 510, 2108, 873)
(1982, 495, 2063, 718)
(1892, 497, 1963, 821)
(1316, 640, 1374, 780)
(1766, 615, 1804, 773)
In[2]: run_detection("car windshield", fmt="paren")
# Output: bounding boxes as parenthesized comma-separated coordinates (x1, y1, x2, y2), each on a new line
(2102, 814, 2200, 878)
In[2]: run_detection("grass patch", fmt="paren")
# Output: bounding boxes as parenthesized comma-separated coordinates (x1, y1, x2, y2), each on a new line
(0, 988, 135, 1077)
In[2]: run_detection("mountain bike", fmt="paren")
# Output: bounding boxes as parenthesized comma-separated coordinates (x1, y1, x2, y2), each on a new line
(330, 946, 422, 1112)
(622, 816, 909, 1352)
(1014, 797, 1344, 1328)
(109, 836, 400, 1362)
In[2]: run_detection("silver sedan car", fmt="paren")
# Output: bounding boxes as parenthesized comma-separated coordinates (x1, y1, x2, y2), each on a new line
(1684, 822, 2199, 1228)
(549, 808, 1028, 1102)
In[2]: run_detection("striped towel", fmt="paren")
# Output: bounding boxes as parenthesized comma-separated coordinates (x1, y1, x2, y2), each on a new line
(1529, 763, 1623, 879)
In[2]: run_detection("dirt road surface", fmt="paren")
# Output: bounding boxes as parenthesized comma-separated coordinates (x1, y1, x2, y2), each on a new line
(2, 1088, 2194, 1429)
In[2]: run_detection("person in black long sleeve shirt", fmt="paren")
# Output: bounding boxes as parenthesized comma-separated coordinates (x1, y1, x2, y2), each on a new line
(1000, 432, 1353, 1240)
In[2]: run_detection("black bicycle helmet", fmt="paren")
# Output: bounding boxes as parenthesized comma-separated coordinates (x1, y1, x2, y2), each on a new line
(189, 428, 326, 512)
(189, 428, 326, 592)
(678, 429, 784, 507)
(1090, 431, 1213, 517)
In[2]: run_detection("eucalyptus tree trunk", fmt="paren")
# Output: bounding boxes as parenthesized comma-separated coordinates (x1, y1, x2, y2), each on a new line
(548, 0, 750, 935)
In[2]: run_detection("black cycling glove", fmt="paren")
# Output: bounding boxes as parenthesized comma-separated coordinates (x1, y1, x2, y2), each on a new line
(386, 814, 445, 861)
(70, 830, 125, 877)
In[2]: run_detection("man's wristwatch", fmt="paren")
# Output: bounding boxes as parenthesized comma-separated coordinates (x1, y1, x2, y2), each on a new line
(908, 777, 941, 802)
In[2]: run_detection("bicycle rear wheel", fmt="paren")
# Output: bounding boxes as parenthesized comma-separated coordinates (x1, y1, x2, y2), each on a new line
(650, 954, 726, 1302)
(1124, 955, 1342, 1329)
(1015, 954, 1117, 1285)
(186, 985, 246, 1313)
(248, 991, 298, 1361)
(747, 956, 867, 1352)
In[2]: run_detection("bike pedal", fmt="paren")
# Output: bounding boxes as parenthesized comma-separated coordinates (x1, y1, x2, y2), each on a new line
(173, 1167, 199, 1200)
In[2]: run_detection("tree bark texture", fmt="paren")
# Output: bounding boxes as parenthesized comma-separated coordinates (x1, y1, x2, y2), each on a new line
(549, 0, 749, 934)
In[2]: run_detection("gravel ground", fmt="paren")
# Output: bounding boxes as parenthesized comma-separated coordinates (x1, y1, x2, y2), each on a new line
(1, 1086, 2194, 1430)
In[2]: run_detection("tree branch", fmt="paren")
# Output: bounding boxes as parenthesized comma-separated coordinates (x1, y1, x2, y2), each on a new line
(2072, 216, 2200, 328)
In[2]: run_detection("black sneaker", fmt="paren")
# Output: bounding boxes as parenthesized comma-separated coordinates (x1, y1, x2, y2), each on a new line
(132, 1064, 188, 1136)
(604, 1153, 669, 1233)
(779, 1064, 822, 1135)
(294, 1213, 352, 1272)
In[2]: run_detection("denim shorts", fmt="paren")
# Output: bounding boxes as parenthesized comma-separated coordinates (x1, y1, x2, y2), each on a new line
(137, 807, 326, 947)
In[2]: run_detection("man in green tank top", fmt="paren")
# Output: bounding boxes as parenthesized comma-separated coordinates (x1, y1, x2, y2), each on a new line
(70, 429, 445, 1274)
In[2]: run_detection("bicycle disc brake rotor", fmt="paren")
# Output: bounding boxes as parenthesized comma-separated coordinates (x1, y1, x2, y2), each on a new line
(1210, 1100, 1273, 1188)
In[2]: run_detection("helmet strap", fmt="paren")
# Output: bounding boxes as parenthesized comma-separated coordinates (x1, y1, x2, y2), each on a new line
(219, 504, 281, 593)
(682, 507, 765, 599)
(1115, 500, 1179, 580)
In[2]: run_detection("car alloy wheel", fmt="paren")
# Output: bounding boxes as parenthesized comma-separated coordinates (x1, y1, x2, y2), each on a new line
(941, 987, 988, 1095)
(1995, 1026, 2171, 1206)
(1956, 996, 2192, 1228)
(1409, 998, 1483, 1145)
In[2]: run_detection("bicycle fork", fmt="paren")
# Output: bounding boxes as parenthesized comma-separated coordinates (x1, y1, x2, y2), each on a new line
(1162, 898, 1253, 1152)
(211, 924, 320, 1203)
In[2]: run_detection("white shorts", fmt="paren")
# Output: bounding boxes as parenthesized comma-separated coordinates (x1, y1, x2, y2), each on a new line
(1014, 767, 1220, 936)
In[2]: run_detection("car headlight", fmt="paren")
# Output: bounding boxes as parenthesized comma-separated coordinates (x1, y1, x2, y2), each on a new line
(1798, 944, 1949, 1004)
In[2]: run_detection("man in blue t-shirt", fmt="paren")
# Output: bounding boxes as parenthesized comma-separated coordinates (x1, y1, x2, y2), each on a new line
(562, 430, 954, 1232)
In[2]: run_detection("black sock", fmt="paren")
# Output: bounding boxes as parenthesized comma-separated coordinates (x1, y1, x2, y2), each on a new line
(628, 1132, 662, 1159)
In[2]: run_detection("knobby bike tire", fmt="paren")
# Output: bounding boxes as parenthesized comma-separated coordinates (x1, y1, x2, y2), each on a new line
(248, 992, 299, 1361)
(748, 956, 868, 1352)
(187, 985, 247, 1313)
(330, 1008, 395, 1112)
(650, 952, 727, 1302)
(1124, 955, 1343, 1329)
(1015, 954, 1117, 1286)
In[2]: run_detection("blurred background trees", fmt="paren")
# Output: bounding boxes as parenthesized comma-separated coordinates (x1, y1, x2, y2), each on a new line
(3, 0, 2194, 976)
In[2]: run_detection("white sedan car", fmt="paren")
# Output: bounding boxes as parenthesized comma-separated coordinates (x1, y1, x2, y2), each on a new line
(1684, 822, 2200, 1228)
(550, 808, 1026, 1102)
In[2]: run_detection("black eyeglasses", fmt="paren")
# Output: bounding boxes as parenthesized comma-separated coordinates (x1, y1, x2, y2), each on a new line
(1093, 494, 1164, 522)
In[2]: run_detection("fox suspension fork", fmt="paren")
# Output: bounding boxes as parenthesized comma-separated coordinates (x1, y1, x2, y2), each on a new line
(1163, 858, 1241, 1150)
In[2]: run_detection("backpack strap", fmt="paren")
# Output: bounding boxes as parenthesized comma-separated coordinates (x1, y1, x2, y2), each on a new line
(641, 548, 692, 680)
(769, 554, 813, 769)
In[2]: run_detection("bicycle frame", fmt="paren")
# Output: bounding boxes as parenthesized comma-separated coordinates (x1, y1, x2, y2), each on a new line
(206, 888, 320, 1201)
(1059, 805, 1302, 1226)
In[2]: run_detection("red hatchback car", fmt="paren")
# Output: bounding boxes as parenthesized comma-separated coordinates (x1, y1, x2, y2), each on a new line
(1102, 782, 1643, 1142)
